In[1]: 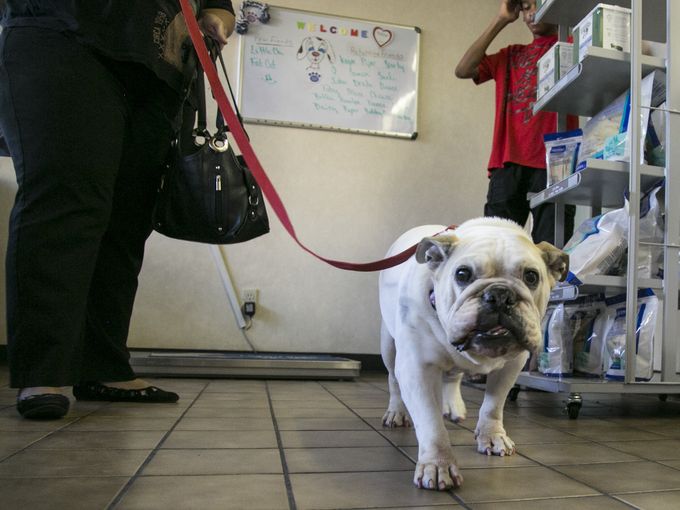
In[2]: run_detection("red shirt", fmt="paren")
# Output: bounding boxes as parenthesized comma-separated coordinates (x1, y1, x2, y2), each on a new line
(476, 34, 577, 171)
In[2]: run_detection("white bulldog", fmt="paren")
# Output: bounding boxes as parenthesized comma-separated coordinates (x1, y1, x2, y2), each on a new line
(379, 217, 568, 490)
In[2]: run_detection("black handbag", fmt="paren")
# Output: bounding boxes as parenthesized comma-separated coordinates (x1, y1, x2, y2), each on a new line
(152, 50, 269, 244)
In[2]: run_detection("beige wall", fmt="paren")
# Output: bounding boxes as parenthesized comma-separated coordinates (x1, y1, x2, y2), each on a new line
(0, 1, 529, 355)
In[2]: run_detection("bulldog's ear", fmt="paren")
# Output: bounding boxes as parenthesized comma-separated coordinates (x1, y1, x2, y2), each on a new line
(536, 241, 569, 282)
(415, 235, 457, 270)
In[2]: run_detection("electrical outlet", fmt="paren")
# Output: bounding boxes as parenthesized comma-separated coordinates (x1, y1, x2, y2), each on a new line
(242, 288, 258, 303)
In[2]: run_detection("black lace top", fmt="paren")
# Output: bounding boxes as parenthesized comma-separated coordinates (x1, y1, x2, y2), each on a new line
(1, 0, 234, 94)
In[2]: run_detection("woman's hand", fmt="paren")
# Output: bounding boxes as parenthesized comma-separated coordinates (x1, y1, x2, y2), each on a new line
(199, 9, 236, 49)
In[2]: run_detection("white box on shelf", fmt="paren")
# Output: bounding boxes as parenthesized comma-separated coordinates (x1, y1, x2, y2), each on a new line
(573, 3, 631, 65)
(537, 41, 574, 100)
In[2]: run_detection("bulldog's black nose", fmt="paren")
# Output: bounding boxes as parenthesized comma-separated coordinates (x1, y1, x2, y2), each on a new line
(481, 285, 516, 312)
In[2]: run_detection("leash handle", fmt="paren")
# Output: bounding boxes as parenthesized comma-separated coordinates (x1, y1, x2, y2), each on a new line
(179, 1, 442, 271)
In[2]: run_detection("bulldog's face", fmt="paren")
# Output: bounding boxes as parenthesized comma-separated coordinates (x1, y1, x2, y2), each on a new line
(415, 218, 568, 363)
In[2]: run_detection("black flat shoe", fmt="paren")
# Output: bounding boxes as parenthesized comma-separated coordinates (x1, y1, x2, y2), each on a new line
(73, 382, 179, 403)
(17, 394, 70, 420)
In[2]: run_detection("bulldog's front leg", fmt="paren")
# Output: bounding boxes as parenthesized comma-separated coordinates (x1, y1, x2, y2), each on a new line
(475, 351, 528, 456)
(396, 352, 463, 490)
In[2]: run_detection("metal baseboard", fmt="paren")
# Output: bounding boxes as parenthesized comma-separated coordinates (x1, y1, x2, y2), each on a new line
(130, 351, 361, 380)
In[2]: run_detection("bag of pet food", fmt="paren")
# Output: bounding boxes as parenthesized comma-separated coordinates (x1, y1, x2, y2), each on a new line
(563, 207, 628, 283)
(579, 69, 665, 170)
(564, 295, 607, 377)
(603, 288, 657, 381)
(637, 183, 665, 279)
(538, 304, 573, 377)
(544, 129, 582, 186)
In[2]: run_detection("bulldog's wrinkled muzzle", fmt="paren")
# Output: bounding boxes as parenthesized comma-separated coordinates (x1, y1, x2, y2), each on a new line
(452, 284, 533, 357)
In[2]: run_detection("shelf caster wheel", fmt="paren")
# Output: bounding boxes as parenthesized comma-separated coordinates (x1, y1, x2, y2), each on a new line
(508, 386, 520, 402)
(565, 393, 583, 420)
(659, 394, 668, 402)
(566, 401, 582, 419)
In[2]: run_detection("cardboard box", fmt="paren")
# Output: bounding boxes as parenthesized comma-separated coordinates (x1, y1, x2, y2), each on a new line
(537, 41, 574, 100)
(573, 3, 631, 65)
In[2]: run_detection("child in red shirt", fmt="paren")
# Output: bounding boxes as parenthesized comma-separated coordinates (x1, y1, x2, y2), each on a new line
(456, 0, 575, 244)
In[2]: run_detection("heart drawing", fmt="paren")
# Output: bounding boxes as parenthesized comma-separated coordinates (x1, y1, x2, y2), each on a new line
(373, 27, 393, 48)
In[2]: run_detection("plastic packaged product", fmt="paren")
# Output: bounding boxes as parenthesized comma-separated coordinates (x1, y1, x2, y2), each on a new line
(565, 295, 608, 377)
(544, 129, 582, 186)
(637, 183, 665, 279)
(602, 70, 665, 164)
(645, 103, 666, 167)
(603, 288, 658, 381)
(577, 87, 628, 169)
(538, 304, 573, 377)
(563, 182, 665, 282)
(563, 207, 628, 283)
(578, 70, 665, 171)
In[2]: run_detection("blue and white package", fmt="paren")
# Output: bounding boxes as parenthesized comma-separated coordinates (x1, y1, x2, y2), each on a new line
(565, 295, 607, 377)
(578, 70, 665, 170)
(603, 289, 658, 381)
(563, 207, 628, 281)
(544, 129, 582, 186)
(539, 304, 573, 377)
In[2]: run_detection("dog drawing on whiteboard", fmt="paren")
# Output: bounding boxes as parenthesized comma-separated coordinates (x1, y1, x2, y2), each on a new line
(297, 36, 336, 83)
(379, 218, 568, 490)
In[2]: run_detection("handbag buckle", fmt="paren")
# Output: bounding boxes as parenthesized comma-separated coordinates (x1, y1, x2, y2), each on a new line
(193, 128, 210, 147)
(209, 135, 229, 153)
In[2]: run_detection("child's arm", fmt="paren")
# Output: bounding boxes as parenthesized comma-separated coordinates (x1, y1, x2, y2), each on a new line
(455, 0, 520, 80)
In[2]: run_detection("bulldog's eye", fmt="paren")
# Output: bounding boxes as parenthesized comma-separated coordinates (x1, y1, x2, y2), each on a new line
(455, 266, 473, 285)
(523, 269, 540, 288)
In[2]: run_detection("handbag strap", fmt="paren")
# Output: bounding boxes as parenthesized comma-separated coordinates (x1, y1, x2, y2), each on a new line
(179, 0, 451, 271)
(212, 46, 247, 138)
(193, 68, 210, 139)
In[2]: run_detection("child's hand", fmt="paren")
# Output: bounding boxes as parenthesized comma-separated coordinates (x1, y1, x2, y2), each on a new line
(498, 0, 521, 23)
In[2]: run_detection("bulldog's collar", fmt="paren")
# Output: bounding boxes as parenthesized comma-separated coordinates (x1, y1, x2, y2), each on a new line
(429, 289, 436, 310)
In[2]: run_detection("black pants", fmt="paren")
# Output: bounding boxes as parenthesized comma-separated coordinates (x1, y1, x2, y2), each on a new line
(484, 164, 575, 245)
(0, 27, 182, 387)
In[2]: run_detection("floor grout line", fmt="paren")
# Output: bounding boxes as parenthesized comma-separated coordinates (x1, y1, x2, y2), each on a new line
(3, 375, 680, 508)
(105, 380, 211, 510)
(265, 381, 298, 510)
(318, 380, 471, 509)
(0, 401, 119, 463)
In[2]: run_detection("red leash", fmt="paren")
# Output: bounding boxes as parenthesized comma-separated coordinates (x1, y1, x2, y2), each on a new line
(179, 1, 448, 271)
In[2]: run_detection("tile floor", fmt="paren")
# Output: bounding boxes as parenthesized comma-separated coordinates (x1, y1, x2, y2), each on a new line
(1, 365, 680, 509)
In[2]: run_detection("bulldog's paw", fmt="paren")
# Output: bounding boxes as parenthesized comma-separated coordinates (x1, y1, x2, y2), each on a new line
(414, 460, 463, 490)
(382, 407, 411, 428)
(442, 396, 467, 423)
(475, 428, 516, 456)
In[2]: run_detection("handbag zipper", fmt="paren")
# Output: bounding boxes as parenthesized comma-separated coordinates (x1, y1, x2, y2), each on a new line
(215, 170, 224, 233)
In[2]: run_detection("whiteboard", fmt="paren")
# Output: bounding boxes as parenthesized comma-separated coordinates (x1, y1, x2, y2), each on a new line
(236, 6, 420, 139)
